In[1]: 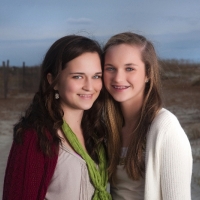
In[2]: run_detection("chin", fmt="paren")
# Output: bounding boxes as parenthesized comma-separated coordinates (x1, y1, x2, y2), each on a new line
(81, 104, 94, 110)
(110, 95, 127, 103)
(83, 107, 93, 111)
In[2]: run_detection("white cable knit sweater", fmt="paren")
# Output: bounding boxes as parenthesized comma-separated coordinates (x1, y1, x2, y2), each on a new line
(144, 108, 193, 200)
(111, 108, 193, 200)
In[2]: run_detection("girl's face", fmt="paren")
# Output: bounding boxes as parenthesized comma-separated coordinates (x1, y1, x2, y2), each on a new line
(104, 44, 148, 105)
(54, 52, 102, 112)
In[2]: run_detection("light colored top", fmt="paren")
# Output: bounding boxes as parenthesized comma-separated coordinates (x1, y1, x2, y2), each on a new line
(111, 108, 193, 200)
(145, 108, 192, 200)
(111, 148, 145, 200)
(45, 144, 94, 200)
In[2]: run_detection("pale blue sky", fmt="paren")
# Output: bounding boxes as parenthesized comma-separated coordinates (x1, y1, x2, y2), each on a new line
(1, 0, 200, 66)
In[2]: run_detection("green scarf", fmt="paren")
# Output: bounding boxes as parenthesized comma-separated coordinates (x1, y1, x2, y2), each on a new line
(62, 121, 111, 200)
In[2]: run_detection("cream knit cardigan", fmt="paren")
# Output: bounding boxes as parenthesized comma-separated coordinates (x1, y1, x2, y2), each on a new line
(144, 108, 193, 200)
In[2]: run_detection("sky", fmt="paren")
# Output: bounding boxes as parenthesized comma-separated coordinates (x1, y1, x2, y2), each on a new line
(0, 0, 200, 66)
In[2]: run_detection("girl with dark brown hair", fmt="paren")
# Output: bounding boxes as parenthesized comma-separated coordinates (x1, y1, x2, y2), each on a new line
(103, 32, 192, 200)
(3, 35, 111, 200)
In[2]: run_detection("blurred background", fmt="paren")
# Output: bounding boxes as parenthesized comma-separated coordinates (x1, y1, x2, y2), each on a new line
(1, 0, 200, 66)
(0, 0, 200, 199)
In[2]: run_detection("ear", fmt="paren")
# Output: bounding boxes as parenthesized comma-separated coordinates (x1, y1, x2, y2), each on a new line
(47, 73, 58, 90)
(47, 73, 53, 85)
(145, 66, 150, 83)
(144, 74, 148, 83)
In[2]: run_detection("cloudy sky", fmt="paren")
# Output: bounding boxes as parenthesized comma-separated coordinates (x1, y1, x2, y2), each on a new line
(1, 0, 200, 66)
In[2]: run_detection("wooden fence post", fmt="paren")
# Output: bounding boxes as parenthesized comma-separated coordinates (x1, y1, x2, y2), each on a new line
(2, 61, 5, 98)
(3, 60, 9, 99)
(22, 62, 25, 90)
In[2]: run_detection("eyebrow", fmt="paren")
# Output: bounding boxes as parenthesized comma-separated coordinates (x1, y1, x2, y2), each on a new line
(69, 72, 102, 74)
(125, 63, 136, 66)
(104, 64, 113, 67)
(104, 63, 137, 67)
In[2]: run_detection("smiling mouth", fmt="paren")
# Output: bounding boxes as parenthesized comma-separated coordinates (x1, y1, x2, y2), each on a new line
(112, 85, 130, 89)
(78, 94, 93, 98)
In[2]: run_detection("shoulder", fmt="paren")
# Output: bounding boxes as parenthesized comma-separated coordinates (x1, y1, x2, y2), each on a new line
(13, 128, 56, 157)
(18, 128, 53, 145)
(22, 128, 38, 142)
(151, 108, 180, 129)
(147, 108, 190, 147)
(11, 129, 43, 161)
(146, 108, 192, 162)
(12, 128, 38, 150)
(7, 128, 58, 174)
(3, 128, 58, 200)
(150, 107, 182, 131)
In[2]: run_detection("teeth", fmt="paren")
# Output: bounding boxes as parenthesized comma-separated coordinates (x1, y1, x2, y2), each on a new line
(79, 94, 92, 97)
(113, 86, 128, 89)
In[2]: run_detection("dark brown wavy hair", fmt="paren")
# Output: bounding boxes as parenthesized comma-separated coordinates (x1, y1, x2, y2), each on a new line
(103, 32, 163, 182)
(14, 35, 106, 163)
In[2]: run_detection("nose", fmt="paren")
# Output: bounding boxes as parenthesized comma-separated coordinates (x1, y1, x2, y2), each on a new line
(82, 78, 93, 91)
(112, 70, 125, 83)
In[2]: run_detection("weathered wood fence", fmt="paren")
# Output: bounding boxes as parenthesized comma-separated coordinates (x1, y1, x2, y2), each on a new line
(1, 59, 199, 99)
(0, 60, 40, 98)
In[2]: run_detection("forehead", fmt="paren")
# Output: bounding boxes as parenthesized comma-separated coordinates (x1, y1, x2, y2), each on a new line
(63, 52, 102, 73)
(105, 44, 143, 63)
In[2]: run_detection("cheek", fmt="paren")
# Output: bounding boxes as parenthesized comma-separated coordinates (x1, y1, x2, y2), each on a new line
(103, 72, 111, 85)
(59, 82, 77, 94)
(127, 74, 136, 82)
(95, 80, 103, 92)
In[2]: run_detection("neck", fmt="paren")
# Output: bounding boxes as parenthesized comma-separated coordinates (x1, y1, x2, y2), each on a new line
(120, 98, 143, 128)
(62, 107, 84, 130)
(120, 98, 143, 147)
(62, 107, 85, 149)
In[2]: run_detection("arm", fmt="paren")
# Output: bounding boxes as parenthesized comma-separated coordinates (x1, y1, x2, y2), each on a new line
(3, 130, 56, 200)
(160, 119, 193, 200)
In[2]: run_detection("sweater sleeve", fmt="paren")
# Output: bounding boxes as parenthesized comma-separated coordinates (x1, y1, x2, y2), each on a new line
(160, 116, 193, 200)
(3, 130, 58, 200)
